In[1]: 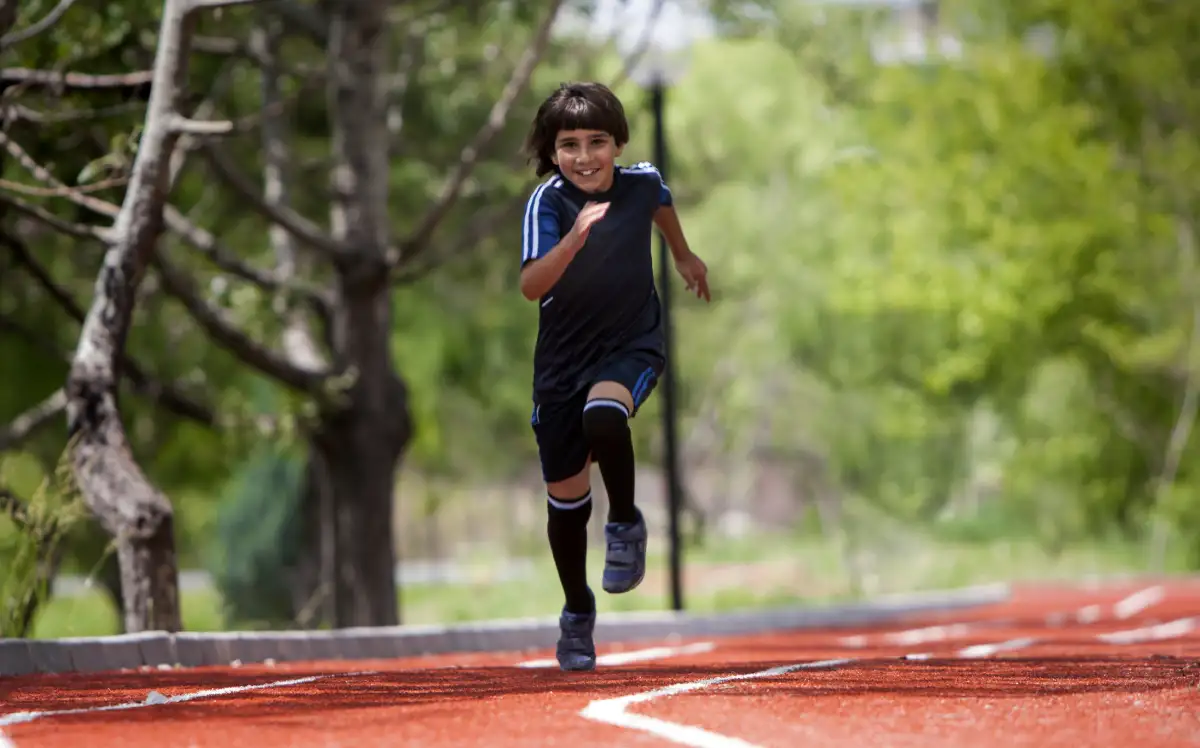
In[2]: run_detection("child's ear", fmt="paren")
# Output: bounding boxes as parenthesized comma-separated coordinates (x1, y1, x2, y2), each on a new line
(615, 143, 624, 158)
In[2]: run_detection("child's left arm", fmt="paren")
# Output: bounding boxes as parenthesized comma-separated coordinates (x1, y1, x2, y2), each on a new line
(654, 205, 710, 302)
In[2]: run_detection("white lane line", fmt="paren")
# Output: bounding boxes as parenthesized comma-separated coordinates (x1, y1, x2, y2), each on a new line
(579, 613, 1200, 748)
(580, 658, 852, 748)
(845, 584, 1170, 648)
(0, 671, 375, 728)
(890, 622, 974, 645)
(517, 642, 716, 669)
(839, 622, 989, 648)
(1112, 585, 1166, 619)
(579, 584, 1191, 747)
(955, 616, 1199, 656)
(0, 730, 16, 747)
(957, 637, 1038, 658)
(1074, 604, 1103, 624)
(1097, 617, 1198, 645)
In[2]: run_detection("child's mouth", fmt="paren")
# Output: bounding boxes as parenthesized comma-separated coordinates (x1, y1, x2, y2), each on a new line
(577, 168, 598, 177)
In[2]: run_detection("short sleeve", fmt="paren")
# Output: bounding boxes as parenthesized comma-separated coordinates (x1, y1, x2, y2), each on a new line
(625, 161, 673, 207)
(658, 175, 673, 206)
(522, 179, 560, 266)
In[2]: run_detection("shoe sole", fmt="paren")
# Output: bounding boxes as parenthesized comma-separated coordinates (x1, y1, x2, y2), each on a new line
(602, 569, 645, 594)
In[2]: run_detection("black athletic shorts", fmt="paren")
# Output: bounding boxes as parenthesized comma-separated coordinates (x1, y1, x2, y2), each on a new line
(530, 349, 665, 484)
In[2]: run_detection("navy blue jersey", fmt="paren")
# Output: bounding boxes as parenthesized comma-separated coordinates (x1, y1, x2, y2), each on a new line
(521, 162, 673, 401)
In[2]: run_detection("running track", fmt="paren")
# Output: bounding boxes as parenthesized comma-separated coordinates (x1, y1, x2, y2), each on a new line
(2, 579, 1198, 747)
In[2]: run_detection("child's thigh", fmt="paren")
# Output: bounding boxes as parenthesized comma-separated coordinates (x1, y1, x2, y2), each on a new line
(531, 394, 591, 487)
(591, 351, 665, 416)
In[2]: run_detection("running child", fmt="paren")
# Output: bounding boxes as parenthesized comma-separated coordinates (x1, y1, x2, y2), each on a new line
(519, 81, 710, 672)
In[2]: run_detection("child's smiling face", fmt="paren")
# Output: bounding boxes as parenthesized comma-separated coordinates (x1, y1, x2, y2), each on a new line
(552, 129, 623, 193)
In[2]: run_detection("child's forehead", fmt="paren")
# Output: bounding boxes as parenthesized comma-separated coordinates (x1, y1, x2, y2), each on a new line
(555, 128, 611, 142)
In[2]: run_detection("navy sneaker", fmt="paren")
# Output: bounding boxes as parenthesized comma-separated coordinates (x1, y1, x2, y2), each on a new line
(602, 508, 647, 594)
(556, 592, 596, 672)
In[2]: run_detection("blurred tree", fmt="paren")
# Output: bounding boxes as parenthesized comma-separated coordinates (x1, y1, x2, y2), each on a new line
(703, 0, 1200, 564)
(0, 0, 570, 630)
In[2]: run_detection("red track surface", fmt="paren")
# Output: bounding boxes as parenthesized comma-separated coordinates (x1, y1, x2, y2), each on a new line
(3, 579, 1199, 747)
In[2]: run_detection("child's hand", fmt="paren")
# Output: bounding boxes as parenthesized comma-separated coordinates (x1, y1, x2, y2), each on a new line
(675, 251, 710, 302)
(567, 201, 609, 246)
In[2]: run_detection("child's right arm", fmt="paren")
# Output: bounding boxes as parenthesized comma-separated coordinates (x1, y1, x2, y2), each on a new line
(520, 201, 608, 301)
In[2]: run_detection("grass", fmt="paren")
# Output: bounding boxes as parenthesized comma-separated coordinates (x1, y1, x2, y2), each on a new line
(25, 528, 1157, 639)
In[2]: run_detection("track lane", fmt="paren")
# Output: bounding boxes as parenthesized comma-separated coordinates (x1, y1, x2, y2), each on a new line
(2, 579, 1198, 747)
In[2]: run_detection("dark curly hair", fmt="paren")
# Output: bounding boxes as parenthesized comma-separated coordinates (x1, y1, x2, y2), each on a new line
(523, 82, 630, 177)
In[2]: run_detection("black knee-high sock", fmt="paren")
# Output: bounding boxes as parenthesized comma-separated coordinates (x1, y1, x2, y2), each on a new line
(582, 398, 638, 524)
(547, 491, 593, 614)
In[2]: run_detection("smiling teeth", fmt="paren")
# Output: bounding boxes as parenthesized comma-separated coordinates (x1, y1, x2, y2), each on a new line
(579, 169, 597, 175)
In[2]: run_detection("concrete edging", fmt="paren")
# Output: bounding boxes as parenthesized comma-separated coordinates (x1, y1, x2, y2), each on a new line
(0, 582, 1010, 677)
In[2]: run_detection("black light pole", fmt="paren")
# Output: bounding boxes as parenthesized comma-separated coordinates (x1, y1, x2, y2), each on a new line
(650, 76, 684, 613)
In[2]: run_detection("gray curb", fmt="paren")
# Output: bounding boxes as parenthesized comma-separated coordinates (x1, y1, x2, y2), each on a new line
(0, 582, 1009, 677)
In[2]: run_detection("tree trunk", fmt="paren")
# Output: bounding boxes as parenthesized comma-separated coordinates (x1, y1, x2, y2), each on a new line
(321, 0, 410, 628)
(98, 546, 126, 633)
(65, 0, 245, 634)
(314, 287, 411, 628)
(66, 405, 182, 632)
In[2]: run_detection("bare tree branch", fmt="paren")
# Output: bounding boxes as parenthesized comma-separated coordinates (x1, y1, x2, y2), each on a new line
(187, 0, 259, 10)
(0, 68, 154, 89)
(1, 121, 328, 308)
(63, 0, 264, 635)
(0, 310, 216, 430)
(390, 0, 564, 269)
(1, 231, 85, 322)
(0, 2, 17, 50)
(152, 248, 329, 393)
(168, 114, 234, 135)
(0, 233, 217, 427)
(160, 202, 329, 299)
(0, 176, 127, 198)
(0, 191, 111, 241)
(392, 193, 525, 286)
(0, 176, 322, 306)
(0, 130, 121, 218)
(6, 206, 331, 397)
(274, 0, 328, 45)
(5, 101, 145, 125)
(252, 17, 331, 371)
(201, 143, 344, 256)
(0, 0, 78, 49)
(383, 0, 450, 145)
(0, 389, 65, 452)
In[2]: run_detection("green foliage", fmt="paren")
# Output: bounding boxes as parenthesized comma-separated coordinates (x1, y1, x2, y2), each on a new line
(12, 0, 1200, 632)
(0, 449, 91, 637)
(205, 442, 306, 630)
(638, 0, 1200, 566)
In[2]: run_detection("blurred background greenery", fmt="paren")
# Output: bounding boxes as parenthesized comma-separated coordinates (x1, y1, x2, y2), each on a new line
(4, 0, 1199, 638)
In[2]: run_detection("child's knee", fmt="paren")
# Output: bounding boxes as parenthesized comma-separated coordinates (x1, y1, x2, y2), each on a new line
(547, 490, 593, 525)
(582, 397, 630, 447)
(587, 380, 634, 411)
(547, 464, 591, 502)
